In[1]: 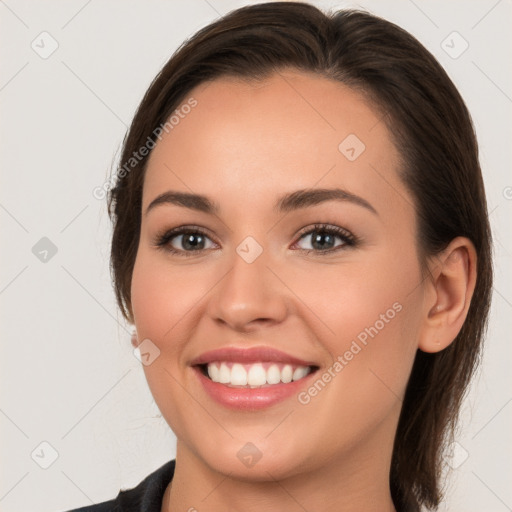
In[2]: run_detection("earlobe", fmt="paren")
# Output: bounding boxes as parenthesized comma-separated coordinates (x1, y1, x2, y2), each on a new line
(418, 237, 477, 354)
(131, 329, 138, 348)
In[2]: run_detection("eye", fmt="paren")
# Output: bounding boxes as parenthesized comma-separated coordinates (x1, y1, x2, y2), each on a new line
(293, 224, 357, 254)
(153, 226, 216, 257)
(153, 223, 358, 257)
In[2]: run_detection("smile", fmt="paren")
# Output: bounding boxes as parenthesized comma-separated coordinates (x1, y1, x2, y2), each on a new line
(190, 346, 320, 410)
(202, 361, 313, 388)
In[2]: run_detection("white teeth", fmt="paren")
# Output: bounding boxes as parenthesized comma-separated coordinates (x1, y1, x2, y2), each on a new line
(205, 362, 312, 387)
(292, 366, 309, 381)
(266, 364, 281, 385)
(247, 363, 267, 386)
(281, 364, 293, 383)
(218, 362, 231, 384)
(231, 363, 247, 386)
(208, 363, 219, 382)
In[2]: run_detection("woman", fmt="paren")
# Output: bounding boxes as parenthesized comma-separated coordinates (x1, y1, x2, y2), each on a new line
(64, 2, 493, 511)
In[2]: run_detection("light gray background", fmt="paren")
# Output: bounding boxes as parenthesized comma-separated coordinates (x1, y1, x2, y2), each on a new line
(1, 1, 511, 511)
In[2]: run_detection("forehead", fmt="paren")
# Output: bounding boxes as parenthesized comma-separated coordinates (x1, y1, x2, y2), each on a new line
(143, 70, 411, 220)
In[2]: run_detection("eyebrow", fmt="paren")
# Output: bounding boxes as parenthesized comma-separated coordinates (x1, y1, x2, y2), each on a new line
(145, 188, 378, 216)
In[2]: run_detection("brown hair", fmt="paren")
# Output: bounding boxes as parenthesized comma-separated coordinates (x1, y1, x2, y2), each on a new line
(107, 2, 493, 510)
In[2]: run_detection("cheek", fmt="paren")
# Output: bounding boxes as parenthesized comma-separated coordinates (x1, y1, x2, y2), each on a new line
(304, 245, 422, 391)
(131, 248, 205, 342)
(301, 247, 419, 340)
(130, 250, 197, 436)
(291, 252, 422, 455)
(130, 246, 216, 409)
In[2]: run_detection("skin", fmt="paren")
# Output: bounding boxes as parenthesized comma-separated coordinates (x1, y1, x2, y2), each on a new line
(129, 70, 477, 512)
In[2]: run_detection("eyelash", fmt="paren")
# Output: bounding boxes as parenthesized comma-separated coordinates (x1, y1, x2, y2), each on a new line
(153, 223, 359, 258)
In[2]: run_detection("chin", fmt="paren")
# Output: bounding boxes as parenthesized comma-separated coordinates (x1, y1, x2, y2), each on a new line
(195, 437, 311, 482)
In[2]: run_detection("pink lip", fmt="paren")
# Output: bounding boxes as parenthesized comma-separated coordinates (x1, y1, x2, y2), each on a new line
(190, 346, 319, 411)
(190, 346, 317, 367)
(193, 366, 318, 411)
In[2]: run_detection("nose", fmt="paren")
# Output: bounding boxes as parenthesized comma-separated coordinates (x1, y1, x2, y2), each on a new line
(206, 245, 288, 333)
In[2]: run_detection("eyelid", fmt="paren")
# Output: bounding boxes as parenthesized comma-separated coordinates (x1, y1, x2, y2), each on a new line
(295, 223, 354, 241)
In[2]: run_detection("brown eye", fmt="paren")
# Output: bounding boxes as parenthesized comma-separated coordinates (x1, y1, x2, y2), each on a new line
(294, 224, 357, 254)
(154, 226, 216, 257)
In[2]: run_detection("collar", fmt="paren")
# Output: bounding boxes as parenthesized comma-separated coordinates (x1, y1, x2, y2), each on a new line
(114, 459, 176, 511)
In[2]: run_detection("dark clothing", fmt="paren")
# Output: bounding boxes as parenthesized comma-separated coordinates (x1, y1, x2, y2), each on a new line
(61, 459, 175, 512)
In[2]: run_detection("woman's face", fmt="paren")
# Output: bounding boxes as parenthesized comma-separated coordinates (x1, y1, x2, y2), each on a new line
(131, 70, 427, 480)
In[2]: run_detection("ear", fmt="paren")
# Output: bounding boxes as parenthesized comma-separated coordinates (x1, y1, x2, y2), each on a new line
(130, 328, 139, 348)
(418, 236, 477, 353)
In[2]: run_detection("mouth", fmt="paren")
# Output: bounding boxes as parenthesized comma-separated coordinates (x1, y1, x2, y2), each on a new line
(196, 361, 319, 388)
(190, 346, 320, 410)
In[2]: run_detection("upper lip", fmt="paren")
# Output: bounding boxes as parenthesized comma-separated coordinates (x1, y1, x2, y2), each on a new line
(190, 346, 318, 367)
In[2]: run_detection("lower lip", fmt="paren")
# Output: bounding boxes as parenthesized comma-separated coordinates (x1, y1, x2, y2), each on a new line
(193, 366, 317, 410)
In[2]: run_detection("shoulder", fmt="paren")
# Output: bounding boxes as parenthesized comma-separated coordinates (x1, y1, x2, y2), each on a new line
(58, 459, 176, 512)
